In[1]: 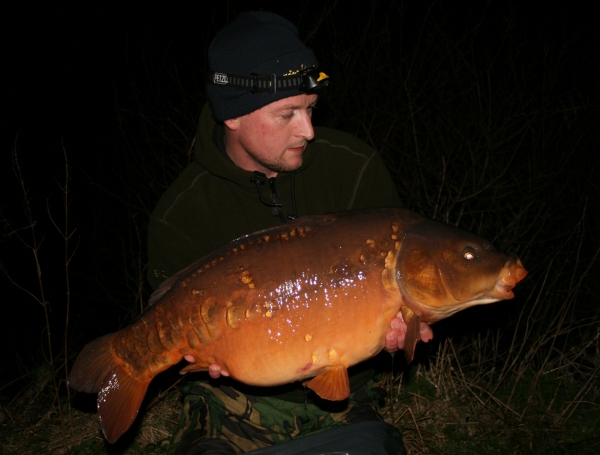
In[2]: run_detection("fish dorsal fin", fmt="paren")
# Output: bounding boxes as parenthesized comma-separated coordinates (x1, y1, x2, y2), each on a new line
(306, 365, 350, 401)
(149, 258, 206, 306)
(403, 308, 421, 363)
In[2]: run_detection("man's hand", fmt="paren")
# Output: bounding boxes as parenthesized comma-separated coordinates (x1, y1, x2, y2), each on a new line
(207, 363, 229, 378)
(183, 355, 229, 378)
(384, 311, 434, 353)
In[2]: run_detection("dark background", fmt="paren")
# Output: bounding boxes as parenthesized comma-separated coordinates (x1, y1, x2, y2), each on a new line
(1, 1, 598, 387)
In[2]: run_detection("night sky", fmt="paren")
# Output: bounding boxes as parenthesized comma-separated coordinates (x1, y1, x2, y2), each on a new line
(1, 1, 598, 386)
(4, 1, 596, 155)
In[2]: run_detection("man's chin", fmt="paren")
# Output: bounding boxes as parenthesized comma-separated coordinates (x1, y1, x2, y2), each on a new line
(275, 155, 303, 173)
(284, 157, 304, 172)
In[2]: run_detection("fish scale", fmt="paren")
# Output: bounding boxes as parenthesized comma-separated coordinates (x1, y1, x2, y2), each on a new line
(68, 207, 527, 443)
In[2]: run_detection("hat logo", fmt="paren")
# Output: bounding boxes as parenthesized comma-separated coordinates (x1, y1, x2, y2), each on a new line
(213, 73, 228, 85)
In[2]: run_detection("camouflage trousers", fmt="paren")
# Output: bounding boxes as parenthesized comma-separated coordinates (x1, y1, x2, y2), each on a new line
(170, 379, 386, 455)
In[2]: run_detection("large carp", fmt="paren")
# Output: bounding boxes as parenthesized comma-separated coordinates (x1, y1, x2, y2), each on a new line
(68, 208, 527, 442)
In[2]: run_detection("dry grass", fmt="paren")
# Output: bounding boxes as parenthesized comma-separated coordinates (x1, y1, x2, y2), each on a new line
(1, 367, 180, 454)
(382, 337, 600, 454)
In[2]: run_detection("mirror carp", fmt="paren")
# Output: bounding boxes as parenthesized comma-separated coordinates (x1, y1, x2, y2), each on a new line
(68, 208, 527, 442)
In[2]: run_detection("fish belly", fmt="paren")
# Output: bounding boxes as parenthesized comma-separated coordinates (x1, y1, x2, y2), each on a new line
(195, 283, 400, 386)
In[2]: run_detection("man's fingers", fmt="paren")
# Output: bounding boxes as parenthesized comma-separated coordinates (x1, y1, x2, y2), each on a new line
(208, 363, 229, 378)
(208, 363, 221, 378)
(384, 316, 406, 352)
(385, 330, 399, 352)
(385, 312, 433, 354)
(419, 322, 434, 342)
(186, 357, 230, 378)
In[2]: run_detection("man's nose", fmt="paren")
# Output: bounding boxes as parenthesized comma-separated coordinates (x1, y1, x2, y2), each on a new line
(296, 110, 314, 141)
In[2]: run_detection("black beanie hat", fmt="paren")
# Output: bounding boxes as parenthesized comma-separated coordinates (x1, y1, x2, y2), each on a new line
(206, 11, 319, 122)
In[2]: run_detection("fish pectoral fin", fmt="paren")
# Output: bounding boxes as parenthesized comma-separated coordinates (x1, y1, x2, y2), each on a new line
(403, 309, 421, 364)
(306, 365, 350, 401)
(179, 363, 208, 374)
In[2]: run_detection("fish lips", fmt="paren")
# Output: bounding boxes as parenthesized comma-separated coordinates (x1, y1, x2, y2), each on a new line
(490, 256, 528, 299)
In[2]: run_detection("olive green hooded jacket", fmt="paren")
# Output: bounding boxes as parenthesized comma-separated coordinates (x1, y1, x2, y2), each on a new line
(148, 103, 401, 290)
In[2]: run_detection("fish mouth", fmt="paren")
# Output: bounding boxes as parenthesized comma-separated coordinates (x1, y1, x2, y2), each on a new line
(491, 257, 528, 299)
(494, 282, 516, 299)
(453, 257, 528, 311)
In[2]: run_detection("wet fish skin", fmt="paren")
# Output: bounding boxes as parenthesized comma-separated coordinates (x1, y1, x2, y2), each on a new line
(68, 207, 527, 443)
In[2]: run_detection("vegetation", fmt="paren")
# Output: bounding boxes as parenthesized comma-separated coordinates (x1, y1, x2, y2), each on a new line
(1, 1, 598, 453)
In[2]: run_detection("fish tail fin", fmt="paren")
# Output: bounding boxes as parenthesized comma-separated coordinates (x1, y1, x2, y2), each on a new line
(96, 365, 149, 443)
(68, 332, 150, 443)
(68, 333, 119, 393)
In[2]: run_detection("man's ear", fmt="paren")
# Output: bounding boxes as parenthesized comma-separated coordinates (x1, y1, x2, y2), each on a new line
(223, 118, 240, 131)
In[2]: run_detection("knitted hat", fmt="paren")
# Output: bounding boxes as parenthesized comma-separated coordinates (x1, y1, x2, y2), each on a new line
(206, 11, 319, 122)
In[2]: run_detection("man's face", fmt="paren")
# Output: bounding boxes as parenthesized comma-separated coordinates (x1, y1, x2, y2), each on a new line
(224, 93, 318, 177)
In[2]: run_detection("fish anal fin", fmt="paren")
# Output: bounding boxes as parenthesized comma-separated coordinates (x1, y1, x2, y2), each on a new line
(97, 366, 149, 444)
(306, 365, 350, 401)
(403, 308, 421, 363)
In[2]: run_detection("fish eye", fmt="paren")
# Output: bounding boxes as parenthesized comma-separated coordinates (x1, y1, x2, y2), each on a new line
(463, 249, 476, 260)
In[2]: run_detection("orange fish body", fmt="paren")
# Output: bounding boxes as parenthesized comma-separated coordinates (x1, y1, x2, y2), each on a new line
(68, 208, 527, 443)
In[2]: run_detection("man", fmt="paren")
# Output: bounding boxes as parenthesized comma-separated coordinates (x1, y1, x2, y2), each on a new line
(147, 11, 433, 455)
